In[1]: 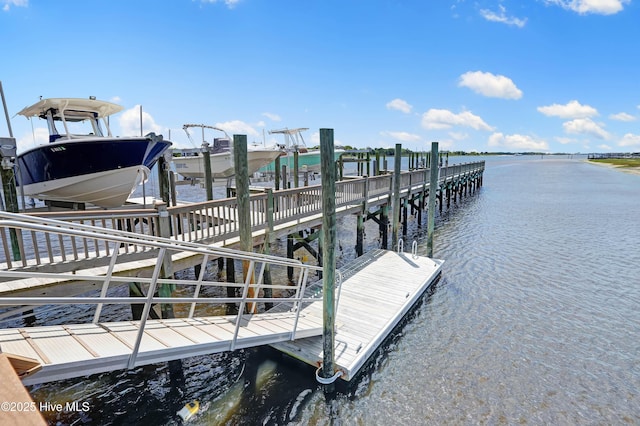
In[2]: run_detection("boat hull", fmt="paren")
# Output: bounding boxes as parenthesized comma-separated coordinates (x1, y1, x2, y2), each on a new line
(19, 166, 149, 208)
(16, 137, 171, 208)
(173, 149, 282, 179)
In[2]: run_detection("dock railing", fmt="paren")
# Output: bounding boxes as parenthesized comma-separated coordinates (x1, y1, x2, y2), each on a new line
(0, 161, 484, 272)
(0, 212, 335, 366)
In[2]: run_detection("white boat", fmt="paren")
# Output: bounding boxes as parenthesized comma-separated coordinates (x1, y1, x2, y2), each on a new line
(15, 97, 172, 208)
(172, 124, 283, 180)
(260, 127, 344, 174)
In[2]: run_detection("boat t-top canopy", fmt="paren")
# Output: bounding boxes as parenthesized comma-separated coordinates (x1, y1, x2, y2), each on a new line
(268, 127, 309, 150)
(16, 98, 124, 121)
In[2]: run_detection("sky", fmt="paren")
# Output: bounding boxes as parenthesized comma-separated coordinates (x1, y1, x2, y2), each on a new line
(1, 0, 639, 154)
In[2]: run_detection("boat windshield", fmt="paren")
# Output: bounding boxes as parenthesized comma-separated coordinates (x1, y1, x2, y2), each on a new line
(45, 108, 106, 142)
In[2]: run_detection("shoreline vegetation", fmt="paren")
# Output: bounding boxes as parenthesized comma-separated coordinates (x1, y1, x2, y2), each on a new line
(588, 157, 640, 176)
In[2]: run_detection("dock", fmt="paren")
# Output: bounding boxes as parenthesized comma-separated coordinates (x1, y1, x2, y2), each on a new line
(0, 160, 483, 298)
(0, 213, 442, 385)
(0, 146, 482, 397)
(271, 249, 443, 381)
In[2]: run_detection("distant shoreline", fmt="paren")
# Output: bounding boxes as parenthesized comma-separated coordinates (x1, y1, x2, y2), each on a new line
(587, 159, 640, 176)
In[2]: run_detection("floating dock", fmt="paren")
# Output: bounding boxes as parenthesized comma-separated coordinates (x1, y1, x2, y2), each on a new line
(271, 248, 443, 381)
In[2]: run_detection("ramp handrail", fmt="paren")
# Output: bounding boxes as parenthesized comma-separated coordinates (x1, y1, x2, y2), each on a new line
(0, 213, 343, 369)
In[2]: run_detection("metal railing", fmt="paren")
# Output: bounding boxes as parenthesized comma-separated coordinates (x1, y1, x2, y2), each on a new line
(0, 213, 342, 368)
(0, 161, 484, 271)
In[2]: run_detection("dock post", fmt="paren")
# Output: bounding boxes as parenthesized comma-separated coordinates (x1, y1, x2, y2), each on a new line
(155, 201, 184, 384)
(274, 156, 281, 190)
(391, 144, 402, 250)
(319, 128, 337, 385)
(169, 171, 177, 206)
(287, 234, 294, 281)
(356, 212, 364, 257)
(263, 189, 275, 309)
(427, 142, 439, 257)
(0, 81, 20, 261)
(157, 154, 170, 205)
(226, 258, 236, 314)
(202, 142, 213, 201)
(281, 165, 288, 189)
(380, 204, 389, 249)
(294, 151, 299, 188)
(402, 197, 408, 237)
(234, 134, 257, 313)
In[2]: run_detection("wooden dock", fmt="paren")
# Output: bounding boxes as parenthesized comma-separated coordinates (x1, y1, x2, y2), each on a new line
(0, 161, 484, 299)
(271, 249, 443, 381)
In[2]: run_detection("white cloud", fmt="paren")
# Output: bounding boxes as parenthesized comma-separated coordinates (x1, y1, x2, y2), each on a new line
(458, 71, 523, 99)
(555, 136, 577, 145)
(537, 100, 598, 119)
(16, 127, 48, 154)
(200, 0, 240, 8)
(421, 109, 494, 131)
(563, 117, 610, 139)
(215, 120, 260, 138)
(544, 0, 629, 15)
(480, 5, 527, 28)
(618, 133, 640, 147)
(597, 144, 613, 150)
(386, 99, 413, 114)
(448, 131, 469, 141)
(380, 131, 421, 142)
(262, 112, 281, 122)
(488, 132, 549, 151)
(609, 112, 636, 122)
(119, 105, 164, 137)
(2, 0, 28, 11)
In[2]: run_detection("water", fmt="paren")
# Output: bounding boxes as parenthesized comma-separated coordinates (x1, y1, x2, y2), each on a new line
(24, 155, 640, 425)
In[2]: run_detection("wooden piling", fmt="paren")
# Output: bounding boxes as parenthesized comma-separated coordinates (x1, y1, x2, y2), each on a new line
(157, 155, 170, 205)
(202, 142, 213, 201)
(391, 144, 402, 250)
(0, 81, 20, 261)
(320, 128, 337, 385)
(293, 151, 299, 188)
(427, 142, 439, 257)
(263, 189, 275, 309)
(274, 156, 281, 190)
(356, 212, 364, 257)
(233, 134, 257, 313)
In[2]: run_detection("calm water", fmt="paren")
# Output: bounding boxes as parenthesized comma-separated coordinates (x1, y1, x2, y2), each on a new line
(26, 156, 640, 425)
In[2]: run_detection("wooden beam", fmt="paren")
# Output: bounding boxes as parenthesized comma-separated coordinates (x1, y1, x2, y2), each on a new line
(0, 353, 46, 425)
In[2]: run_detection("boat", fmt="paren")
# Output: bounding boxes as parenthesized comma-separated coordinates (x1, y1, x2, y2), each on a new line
(14, 97, 172, 208)
(172, 124, 283, 180)
(260, 127, 344, 174)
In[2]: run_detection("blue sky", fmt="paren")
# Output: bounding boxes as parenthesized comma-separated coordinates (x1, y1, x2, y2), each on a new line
(1, 0, 639, 153)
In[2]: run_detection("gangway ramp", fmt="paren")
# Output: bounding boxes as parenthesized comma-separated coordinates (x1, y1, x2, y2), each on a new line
(0, 213, 330, 385)
(0, 310, 323, 386)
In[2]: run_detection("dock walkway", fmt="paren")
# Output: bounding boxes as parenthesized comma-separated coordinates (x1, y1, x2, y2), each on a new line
(0, 161, 483, 298)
